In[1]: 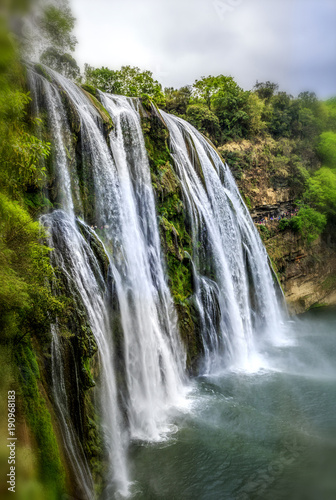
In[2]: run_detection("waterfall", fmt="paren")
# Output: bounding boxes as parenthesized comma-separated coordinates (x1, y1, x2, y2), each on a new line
(28, 69, 78, 216)
(28, 64, 285, 497)
(42, 212, 130, 497)
(43, 68, 186, 440)
(30, 66, 187, 497)
(160, 111, 285, 373)
(99, 93, 186, 442)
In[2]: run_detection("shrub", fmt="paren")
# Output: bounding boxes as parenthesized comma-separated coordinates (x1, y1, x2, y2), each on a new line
(290, 207, 327, 245)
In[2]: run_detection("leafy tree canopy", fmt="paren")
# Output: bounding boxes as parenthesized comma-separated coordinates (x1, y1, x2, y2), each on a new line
(164, 86, 192, 115)
(290, 206, 327, 245)
(316, 131, 336, 167)
(40, 47, 80, 80)
(325, 98, 336, 131)
(186, 104, 220, 142)
(192, 75, 243, 108)
(84, 64, 166, 106)
(190, 75, 254, 139)
(254, 81, 279, 101)
(39, 3, 77, 53)
(304, 167, 336, 218)
(34, 1, 79, 80)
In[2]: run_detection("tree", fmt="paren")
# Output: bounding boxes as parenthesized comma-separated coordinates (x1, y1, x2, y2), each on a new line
(254, 81, 279, 102)
(185, 104, 221, 142)
(84, 65, 166, 105)
(37, 1, 79, 80)
(295, 92, 328, 138)
(267, 91, 294, 138)
(325, 98, 336, 131)
(298, 91, 318, 109)
(316, 131, 336, 167)
(192, 75, 232, 108)
(212, 91, 250, 139)
(245, 92, 266, 136)
(304, 167, 336, 218)
(40, 48, 80, 80)
(39, 4, 77, 53)
(164, 86, 192, 115)
(290, 206, 327, 245)
(84, 65, 116, 93)
(191, 75, 252, 139)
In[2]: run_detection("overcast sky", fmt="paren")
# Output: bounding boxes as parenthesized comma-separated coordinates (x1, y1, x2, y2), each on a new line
(71, 0, 336, 98)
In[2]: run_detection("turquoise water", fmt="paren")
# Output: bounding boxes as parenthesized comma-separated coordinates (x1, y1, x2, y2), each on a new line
(130, 310, 336, 500)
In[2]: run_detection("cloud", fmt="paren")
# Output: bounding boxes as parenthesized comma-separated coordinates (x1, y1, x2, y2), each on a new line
(71, 0, 336, 98)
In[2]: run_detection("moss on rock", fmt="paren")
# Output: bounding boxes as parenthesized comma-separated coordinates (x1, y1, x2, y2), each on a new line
(141, 106, 202, 371)
(15, 341, 65, 496)
(81, 88, 114, 134)
(33, 63, 52, 83)
(77, 218, 110, 280)
(81, 83, 97, 98)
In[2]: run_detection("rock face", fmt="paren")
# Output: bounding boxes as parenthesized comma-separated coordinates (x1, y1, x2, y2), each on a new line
(218, 137, 294, 209)
(218, 137, 336, 314)
(219, 136, 336, 314)
(265, 232, 336, 314)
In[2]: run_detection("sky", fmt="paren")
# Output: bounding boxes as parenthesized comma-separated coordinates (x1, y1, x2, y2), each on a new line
(71, 0, 336, 98)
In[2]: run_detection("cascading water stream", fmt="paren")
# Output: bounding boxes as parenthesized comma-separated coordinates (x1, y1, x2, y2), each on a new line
(50, 323, 95, 500)
(99, 93, 186, 442)
(42, 211, 130, 497)
(43, 67, 187, 440)
(28, 69, 77, 216)
(222, 165, 287, 320)
(29, 66, 187, 496)
(29, 68, 130, 496)
(28, 69, 99, 498)
(160, 111, 285, 373)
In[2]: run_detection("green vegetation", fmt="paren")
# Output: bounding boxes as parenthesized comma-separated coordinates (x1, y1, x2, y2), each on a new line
(0, 194, 64, 342)
(258, 223, 276, 243)
(0, 13, 64, 344)
(38, 2, 80, 80)
(84, 65, 166, 105)
(0, 7, 68, 496)
(41, 49, 80, 80)
(164, 86, 192, 115)
(15, 342, 65, 495)
(185, 104, 220, 141)
(162, 74, 265, 143)
(316, 131, 336, 167)
(279, 207, 327, 245)
(305, 167, 336, 218)
(322, 274, 336, 292)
